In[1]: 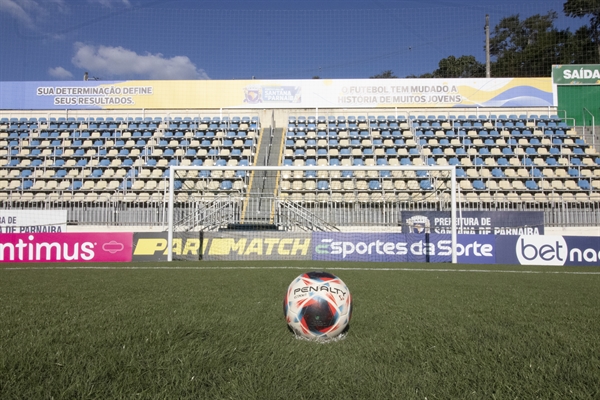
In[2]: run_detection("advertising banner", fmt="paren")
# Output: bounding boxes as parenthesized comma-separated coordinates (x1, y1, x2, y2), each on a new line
(132, 232, 206, 262)
(496, 235, 600, 266)
(312, 232, 446, 263)
(0, 232, 132, 263)
(202, 231, 312, 261)
(456, 234, 496, 264)
(0, 210, 67, 234)
(312, 232, 497, 264)
(552, 64, 600, 85)
(400, 211, 544, 235)
(0, 77, 553, 110)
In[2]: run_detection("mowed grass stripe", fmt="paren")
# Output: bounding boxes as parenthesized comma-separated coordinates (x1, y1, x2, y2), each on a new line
(1, 263, 599, 399)
(3, 266, 600, 276)
(2, 260, 600, 275)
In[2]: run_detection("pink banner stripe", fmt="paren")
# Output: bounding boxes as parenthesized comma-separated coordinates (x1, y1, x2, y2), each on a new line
(0, 233, 133, 263)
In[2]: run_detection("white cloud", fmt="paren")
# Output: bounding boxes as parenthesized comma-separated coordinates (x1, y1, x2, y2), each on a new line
(0, 0, 38, 27)
(87, 0, 130, 8)
(71, 42, 210, 80)
(0, 0, 66, 27)
(48, 66, 73, 79)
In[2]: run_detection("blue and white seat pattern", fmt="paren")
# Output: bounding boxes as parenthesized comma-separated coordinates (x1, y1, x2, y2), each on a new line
(280, 114, 600, 204)
(0, 116, 259, 203)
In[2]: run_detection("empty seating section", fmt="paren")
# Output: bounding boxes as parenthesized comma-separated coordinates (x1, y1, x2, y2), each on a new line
(280, 113, 600, 205)
(0, 115, 259, 203)
(1, 112, 598, 207)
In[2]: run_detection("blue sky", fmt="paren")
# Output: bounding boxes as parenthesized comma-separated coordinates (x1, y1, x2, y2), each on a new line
(0, 0, 587, 81)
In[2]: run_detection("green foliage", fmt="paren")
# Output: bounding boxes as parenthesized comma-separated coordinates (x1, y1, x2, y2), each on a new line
(490, 12, 582, 77)
(564, 0, 600, 58)
(1, 261, 600, 399)
(401, 2, 600, 79)
(432, 55, 485, 78)
(370, 70, 397, 79)
(406, 56, 485, 78)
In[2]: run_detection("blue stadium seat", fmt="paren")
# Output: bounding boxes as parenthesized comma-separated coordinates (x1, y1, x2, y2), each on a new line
(579, 180, 590, 190)
(472, 180, 486, 190)
(220, 180, 233, 190)
(369, 180, 382, 190)
(568, 168, 579, 177)
(53, 169, 67, 178)
(317, 180, 329, 190)
(419, 180, 433, 190)
(525, 180, 539, 190)
(491, 167, 505, 178)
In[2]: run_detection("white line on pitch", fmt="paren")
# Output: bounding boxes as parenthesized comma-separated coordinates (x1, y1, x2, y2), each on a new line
(1, 266, 600, 275)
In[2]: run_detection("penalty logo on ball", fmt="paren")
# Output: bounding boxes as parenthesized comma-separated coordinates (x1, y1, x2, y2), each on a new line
(283, 271, 352, 341)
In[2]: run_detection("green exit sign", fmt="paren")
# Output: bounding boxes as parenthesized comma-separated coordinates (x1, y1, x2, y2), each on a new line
(553, 64, 600, 85)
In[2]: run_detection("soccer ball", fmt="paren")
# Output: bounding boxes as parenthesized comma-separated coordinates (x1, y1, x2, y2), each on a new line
(283, 271, 352, 341)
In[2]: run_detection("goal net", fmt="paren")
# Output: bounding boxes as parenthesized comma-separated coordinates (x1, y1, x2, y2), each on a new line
(166, 165, 458, 263)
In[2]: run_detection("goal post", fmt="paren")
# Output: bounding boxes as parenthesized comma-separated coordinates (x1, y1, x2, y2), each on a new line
(167, 165, 457, 263)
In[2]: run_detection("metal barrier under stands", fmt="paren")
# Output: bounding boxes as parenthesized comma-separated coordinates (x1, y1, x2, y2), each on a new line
(1, 195, 599, 230)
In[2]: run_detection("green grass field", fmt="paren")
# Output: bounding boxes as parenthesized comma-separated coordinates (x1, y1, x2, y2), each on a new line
(1, 261, 599, 399)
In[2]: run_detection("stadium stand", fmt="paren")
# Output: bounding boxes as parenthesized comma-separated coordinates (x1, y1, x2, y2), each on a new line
(0, 115, 260, 205)
(280, 113, 600, 206)
(0, 110, 599, 227)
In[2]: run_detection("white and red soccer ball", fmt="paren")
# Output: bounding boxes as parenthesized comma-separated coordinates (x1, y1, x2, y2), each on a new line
(284, 271, 352, 341)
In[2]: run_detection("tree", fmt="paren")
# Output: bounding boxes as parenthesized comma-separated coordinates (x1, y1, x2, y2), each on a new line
(489, 12, 580, 76)
(564, 0, 600, 59)
(370, 70, 397, 79)
(565, 25, 600, 64)
(432, 55, 486, 78)
(406, 73, 434, 78)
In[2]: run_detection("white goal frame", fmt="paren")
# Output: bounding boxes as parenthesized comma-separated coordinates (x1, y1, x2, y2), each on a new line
(167, 165, 458, 263)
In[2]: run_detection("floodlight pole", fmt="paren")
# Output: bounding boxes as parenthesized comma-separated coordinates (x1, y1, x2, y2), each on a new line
(485, 14, 491, 78)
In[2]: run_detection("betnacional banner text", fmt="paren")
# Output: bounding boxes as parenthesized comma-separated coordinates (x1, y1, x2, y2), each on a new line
(400, 211, 544, 235)
(0, 232, 132, 263)
(0, 77, 553, 110)
(496, 235, 600, 266)
(0, 210, 67, 234)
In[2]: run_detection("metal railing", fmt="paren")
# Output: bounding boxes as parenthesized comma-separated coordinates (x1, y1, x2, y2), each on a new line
(3, 195, 599, 230)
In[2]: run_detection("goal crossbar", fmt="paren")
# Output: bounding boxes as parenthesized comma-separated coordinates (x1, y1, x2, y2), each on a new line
(167, 165, 457, 263)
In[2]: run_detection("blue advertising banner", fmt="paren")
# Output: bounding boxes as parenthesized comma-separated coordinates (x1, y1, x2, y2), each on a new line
(311, 232, 497, 264)
(456, 234, 496, 264)
(496, 235, 600, 266)
(400, 211, 544, 235)
(312, 232, 449, 263)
